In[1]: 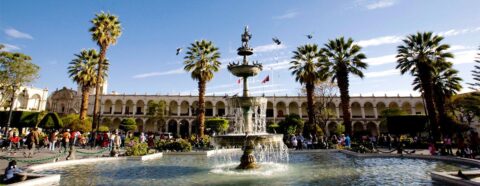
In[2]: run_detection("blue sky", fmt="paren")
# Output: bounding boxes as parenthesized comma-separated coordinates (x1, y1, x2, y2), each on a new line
(1, 0, 480, 96)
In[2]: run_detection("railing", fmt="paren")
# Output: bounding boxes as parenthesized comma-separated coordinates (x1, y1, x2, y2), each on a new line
(135, 112, 144, 115)
(114, 112, 122, 115)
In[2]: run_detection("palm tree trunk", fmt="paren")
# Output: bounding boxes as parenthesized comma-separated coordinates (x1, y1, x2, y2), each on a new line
(306, 82, 315, 134)
(434, 90, 449, 137)
(419, 66, 440, 141)
(198, 80, 206, 137)
(93, 46, 107, 131)
(337, 70, 352, 136)
(80, 86, 90, 121)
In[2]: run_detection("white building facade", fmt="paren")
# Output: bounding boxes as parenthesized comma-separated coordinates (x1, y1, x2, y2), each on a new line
(1, 86, 48, 112)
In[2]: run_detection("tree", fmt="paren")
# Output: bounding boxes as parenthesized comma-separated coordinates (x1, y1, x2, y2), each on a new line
(396, 32, 453, 141)
(205, 118, 229, 134)
(60, 114, 92, 132)
(319, 37, 368, 136)
(290, 44, 322, 133)
(120, 118, 137, 132)
(146, 100, 167, 130)
(468, 46, 480, 92)
(278, 114, 304, 136)
(68, 49, 107, 124)
(0, 45, 40, 131)
(450, 94, 480, 126)
(89, 12, 122, 131)
(413, 63, 462, 136)
(312, 81, 338, 132)
(183, 40, 221, 137)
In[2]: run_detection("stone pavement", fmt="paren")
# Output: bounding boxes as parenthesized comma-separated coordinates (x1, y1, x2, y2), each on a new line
(0, 147, 115, 170)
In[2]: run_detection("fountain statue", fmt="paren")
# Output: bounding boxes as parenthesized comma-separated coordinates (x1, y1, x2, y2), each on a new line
(213, 26, 287, 169)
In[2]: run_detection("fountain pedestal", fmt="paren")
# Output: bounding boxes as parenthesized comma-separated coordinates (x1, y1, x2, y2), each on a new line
(238, 140, 258, 169)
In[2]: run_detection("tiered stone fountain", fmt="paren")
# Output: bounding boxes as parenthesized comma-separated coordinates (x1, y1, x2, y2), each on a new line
(213, 26, 286, 169)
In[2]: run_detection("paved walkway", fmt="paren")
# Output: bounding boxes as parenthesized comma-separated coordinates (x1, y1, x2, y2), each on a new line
(0, 147, 115, 170)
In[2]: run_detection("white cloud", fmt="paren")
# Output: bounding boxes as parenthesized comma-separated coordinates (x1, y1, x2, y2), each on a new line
(364, 54, 396, 66)
(438, 29, 472, 37)
(254, 43, 287, 53)
(452, 49, 478, 65)
(364, 69, 399, 78)
(264, 60, 290, 71)
(0, 43, 21, 51)
(365, 0, 396, 10)
(132, 67, 184, 79)
(273, 11, 298, 20)
(4, 28, 33, 39)
(356, 36, 402, 47)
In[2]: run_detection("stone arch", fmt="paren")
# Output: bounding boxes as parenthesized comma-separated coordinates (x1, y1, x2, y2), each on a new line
(353, 121, 364, 133)
(401, 102, 412, 114)
(114, 100, 123, 114)
(267, 102, 274, 117)
(180, 101, 189, 116)
(205, 101, 213, 116)
(327, 102, 337, 118)
(112, 118, 121, 130)
(301, 102, 308, 118)
(415, 102, 425, 115)
(288, 102, 299, 115)
(145, 118, 156, 132)
(366, 122, 378, 136)
(388, 102, 399, 109)
(30, 94, 41, 110)
(147, 100, 156, 114)
(327, 122, 338, 136)
(364, 102, 374, 118)
(216, 101, 226, 116)
(180, 119, 189, 137)
(125, 100, 134, 115)
(191, 101, 199, 115)
(351, 102, 362, 118)
(135, 100, 145, 115)
(167, 120, 178, 135)
(104, 100, 113, 114)
(169, 100, 179, 116)
(191, 119, 199, 135)
(376, 102, 386, 117)
(276, 102, 286, 117)
(135, 118, 144, 132)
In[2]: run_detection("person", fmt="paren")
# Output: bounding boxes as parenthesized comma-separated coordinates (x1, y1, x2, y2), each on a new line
(3, 160, 22, 184)
(428, 142, 437, 156)
(387, 134, 392, 150)
(445, 136, 453, 155)
(345, 135, 351, 148)
(62, 129, 71, 152)
(9, 133, 20, 150)
(26, 128, 40, 157)
(140, 132, 146, 143)
(291, 135, 297, 150)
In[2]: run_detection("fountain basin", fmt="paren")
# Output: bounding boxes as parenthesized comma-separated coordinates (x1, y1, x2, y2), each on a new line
(228, 64, 262, 77)
(212, 134, 283, 147)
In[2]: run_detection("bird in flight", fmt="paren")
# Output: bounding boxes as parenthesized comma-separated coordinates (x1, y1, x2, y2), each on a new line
(176, 48, 182, 55)
(306, 34, 313, 39)
(272, 37, 281, 45)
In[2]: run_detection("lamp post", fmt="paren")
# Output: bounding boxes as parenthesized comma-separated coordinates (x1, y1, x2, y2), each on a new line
(5, 84, 18, 136)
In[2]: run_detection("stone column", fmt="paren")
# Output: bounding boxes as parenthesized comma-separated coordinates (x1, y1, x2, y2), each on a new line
(122, 104, 126, 115)
(361, 106, 365, 119)
(143, 105, 147, 116)
(133, 104, 136, 115)
(177, 105, 181, 116)
(286, 107, 290, 115)
(298, 106, 302, 117)
(176, 123, 180, 136)
(336, 107, 340, 118)
(411, 107, 416, 115)
(273, 107, 277, 119)
(188, 122, 192, 135)
(142, 123, 146, 132)
(213, 106, 217, 116)
(373, 107, 378, 118)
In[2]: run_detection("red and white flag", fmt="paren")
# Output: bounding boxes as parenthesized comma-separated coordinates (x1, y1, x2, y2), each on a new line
(261, 75, 270, 84)
(237, 78, 242, 84)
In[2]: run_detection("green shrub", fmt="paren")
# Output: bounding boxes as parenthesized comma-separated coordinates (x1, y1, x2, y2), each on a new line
(120, 118, 137, 132)
(98, 125, 109, 132)
(125, 142, 148, 156)
(205, 118, 229, 134)
(156, 139, 192, 152)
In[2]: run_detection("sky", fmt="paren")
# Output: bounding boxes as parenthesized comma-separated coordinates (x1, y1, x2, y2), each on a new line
(1, 0, 480, 97)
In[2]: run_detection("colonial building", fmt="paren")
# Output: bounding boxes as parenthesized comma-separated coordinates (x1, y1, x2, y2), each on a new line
(47, 83, 434, 137)
(0, 86, 48, 112)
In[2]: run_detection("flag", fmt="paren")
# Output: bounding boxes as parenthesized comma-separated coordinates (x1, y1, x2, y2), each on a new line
(261, 75, 270, 84)
(237, 78, 241, 84)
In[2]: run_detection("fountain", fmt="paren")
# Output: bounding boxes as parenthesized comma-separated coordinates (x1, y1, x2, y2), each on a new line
(212, 26, 287, 169)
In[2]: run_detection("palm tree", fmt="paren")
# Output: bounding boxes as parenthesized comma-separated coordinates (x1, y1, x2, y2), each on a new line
(89, 12, 122, 130)
(413, 63, 462, 136)
(68, 49, 108, 123)
(396, 32, 453, 141)
(184, 40, 221, 137)
(290, 44, 322, 133)
(319, 37, 367, 136)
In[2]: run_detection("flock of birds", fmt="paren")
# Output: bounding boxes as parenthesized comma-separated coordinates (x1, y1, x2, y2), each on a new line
(175, 34, 314, 55)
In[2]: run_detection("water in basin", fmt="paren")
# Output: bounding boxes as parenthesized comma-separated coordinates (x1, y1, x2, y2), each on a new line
(35, 152, 477, 185)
